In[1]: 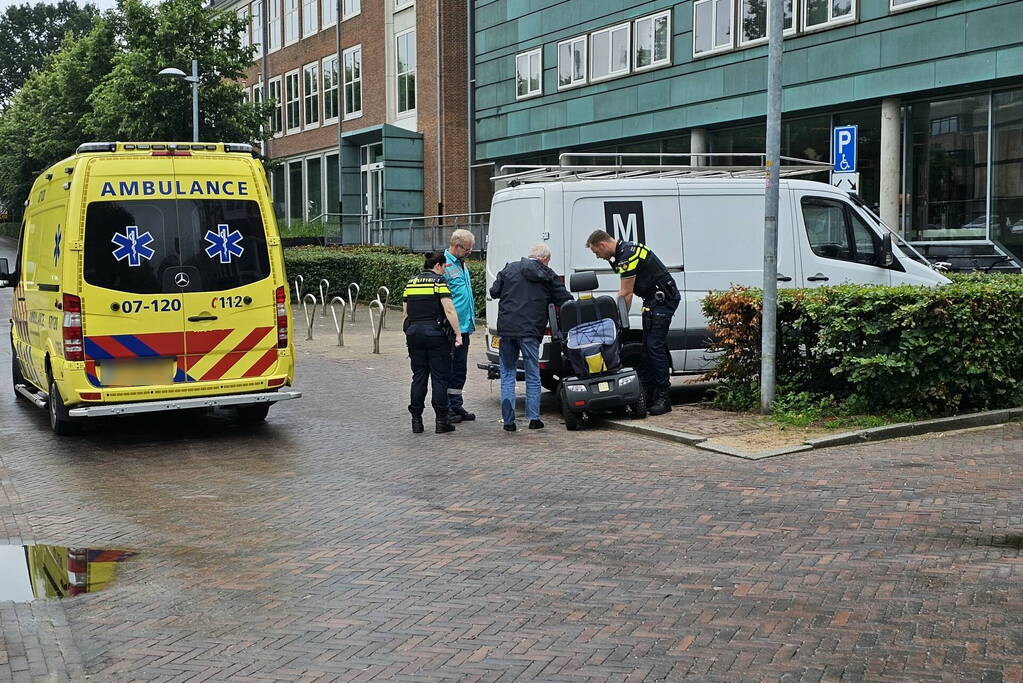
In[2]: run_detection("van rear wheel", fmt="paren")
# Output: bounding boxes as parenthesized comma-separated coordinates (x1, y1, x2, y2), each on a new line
(48, 380, 82, 436)
(236, 403, 271, 424)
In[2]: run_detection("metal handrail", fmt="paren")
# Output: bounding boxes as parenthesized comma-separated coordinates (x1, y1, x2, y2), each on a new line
(368, 212, 490, 225)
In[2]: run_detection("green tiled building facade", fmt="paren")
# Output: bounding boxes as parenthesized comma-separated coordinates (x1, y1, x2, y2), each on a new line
(472, 0, 1023, 257)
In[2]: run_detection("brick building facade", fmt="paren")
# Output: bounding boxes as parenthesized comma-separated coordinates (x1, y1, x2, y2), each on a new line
(217, 0, 470, 238)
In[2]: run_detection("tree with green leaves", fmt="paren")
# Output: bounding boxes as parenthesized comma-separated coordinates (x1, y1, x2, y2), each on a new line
(0, 1, 100, 107)
(0, 0, 270, 218)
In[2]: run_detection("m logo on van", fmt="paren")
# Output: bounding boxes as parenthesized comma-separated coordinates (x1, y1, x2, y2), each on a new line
(603, 201, 645, 244)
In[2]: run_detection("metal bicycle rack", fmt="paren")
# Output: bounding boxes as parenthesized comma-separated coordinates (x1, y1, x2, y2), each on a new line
(302, 293, 318, 340)
(368, 299, 385, 354)
(318, 278, 330, 317)
(329, 296, 347, 346)
(347, 282, 360, 322)
(373, 286, 390, 329)
(293, 275, 304, 306)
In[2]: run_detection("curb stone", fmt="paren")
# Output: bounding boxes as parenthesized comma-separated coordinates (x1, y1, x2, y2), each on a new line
(606, 406, 1023, 459)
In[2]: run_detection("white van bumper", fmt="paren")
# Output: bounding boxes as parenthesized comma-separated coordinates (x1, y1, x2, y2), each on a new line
(67, 390, 302, 418)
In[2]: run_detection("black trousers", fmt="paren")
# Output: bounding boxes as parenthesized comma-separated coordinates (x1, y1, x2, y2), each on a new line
(406, 323, 453, 418)
(640, 299, 679, 395)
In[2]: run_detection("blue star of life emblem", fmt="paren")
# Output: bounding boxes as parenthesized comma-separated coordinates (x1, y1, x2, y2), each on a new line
(204, 223, 244, 264)
(53, 225, 61, 266)
(111, 225, 156, 267)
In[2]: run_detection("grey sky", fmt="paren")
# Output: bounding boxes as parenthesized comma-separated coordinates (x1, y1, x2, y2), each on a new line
(0, 0, 120, 11)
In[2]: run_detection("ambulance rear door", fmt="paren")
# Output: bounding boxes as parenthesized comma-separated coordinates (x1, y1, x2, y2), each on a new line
(169, 157, 278, 385)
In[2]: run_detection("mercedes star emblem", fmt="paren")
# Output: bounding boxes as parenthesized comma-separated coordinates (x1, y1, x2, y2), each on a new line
(174, 272, 190, 288)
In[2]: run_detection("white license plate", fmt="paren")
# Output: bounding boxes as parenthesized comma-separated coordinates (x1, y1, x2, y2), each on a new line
(598, 381, 610, 392)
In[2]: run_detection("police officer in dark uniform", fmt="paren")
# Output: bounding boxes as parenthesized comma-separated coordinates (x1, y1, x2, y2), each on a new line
(586, 230, 680, 416)
(402, 252, 464, 434)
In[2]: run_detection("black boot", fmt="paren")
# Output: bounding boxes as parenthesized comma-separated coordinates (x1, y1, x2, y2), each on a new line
(648, 388, 673, 416)
(411, 415, 424, 433)
(435, 415, 456, 434)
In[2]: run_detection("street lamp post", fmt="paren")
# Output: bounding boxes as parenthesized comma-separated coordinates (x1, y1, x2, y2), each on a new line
(158, 59, 200, 142)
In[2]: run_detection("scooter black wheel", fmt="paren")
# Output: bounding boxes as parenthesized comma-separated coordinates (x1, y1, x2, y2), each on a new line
(630, 390, 648, 419)
(559, 387, 580, 431)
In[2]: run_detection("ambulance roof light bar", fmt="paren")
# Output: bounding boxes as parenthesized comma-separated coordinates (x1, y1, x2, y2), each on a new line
(74, 142, 254, 154)
(493, 152, 832, 185)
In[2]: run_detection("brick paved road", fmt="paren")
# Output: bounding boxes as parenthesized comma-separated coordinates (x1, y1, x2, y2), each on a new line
(2, 238, 1023, 682)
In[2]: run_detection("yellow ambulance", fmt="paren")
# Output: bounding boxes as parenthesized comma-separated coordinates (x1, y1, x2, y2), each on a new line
(0, 142, 300, 435)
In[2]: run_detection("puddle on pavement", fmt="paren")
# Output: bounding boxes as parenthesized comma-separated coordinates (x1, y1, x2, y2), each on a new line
(0, 543, 136, 603)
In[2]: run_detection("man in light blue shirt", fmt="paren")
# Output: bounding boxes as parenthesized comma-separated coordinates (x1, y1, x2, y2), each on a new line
(443, 229, 476, 422)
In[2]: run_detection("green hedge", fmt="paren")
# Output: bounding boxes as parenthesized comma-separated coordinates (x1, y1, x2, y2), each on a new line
(283, 246, 486, 316)
(0, 222, 18, 239)
(703, 275, 1023, 416)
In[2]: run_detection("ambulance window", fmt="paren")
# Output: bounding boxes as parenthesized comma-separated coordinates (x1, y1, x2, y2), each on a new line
(84, 201, 179, 294)
(175, 199, 271, 291)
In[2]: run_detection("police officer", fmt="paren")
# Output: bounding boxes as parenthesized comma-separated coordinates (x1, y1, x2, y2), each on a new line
(586, 230, 679, 416)
(402, 252, 464, 434)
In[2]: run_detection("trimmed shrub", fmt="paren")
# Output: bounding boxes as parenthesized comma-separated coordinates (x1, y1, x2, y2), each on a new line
(703, 276, 1023, 416)
(283, 246, 486, 316)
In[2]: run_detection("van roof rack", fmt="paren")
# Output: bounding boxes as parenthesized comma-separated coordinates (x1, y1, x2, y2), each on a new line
(493, 152, 831, 186)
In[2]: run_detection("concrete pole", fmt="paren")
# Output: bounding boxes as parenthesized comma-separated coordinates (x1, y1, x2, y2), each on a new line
(880, 97, 901, 233)
(760, 0, 783, 414)
(690, 127, 708, 166)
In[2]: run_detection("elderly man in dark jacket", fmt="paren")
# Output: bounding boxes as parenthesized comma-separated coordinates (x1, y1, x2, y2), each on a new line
(489, 244, 572, 431)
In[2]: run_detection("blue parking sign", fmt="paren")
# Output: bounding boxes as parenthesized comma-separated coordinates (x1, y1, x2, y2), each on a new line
(833, 125, 858, 173)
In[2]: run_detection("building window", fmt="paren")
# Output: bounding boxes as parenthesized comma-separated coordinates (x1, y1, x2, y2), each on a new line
(322, 0, 337, 26)
(693, 0, 733, 56)
(343, 46, 362, 118)
(342, 0, 359, 19)
(289, 160, 303, 222)
(396, 29, 416, 114)
(237, 6, 249, 50)
(268, 77, 283, 136)
(302, 0, 317, 37)
(250, 0, 262, 57)
(590, 23, 630, 81)
(306, 156, 322, 220)
(323, 54, 340, 122)
(634, 10, 671, 71)
(284, 0, 298, 45)
(515, 48, 542, 99)
(267, 0, 281, 52)
(252, 81, 262, 106)
(890, 0, 939, 9)
(394, 0, 413, 11)
(557, 37, 586, 90)
(804, 0, 854, 30)
(285, 70, 300, 133)
(739, 0, 794, 45)
(303, 62, 320, 127)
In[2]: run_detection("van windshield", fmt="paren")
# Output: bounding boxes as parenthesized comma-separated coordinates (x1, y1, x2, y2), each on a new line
(83, 199, 271, 294)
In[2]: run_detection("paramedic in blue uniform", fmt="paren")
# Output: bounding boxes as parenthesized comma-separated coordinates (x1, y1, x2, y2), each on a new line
(586, 230, 679, 416)
(402, 252, 463, 434)
(443, 229, 476, 422)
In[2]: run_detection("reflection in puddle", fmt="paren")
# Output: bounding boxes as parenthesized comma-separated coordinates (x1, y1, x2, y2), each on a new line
(0, 544, 136, 602)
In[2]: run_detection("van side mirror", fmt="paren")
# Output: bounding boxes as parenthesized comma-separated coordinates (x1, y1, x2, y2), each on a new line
(879, 234, 894, 267)
(0, 257, 11, 287)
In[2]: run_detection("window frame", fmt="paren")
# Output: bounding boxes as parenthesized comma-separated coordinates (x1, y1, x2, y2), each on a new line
(322, 0, 337, 27)
(515, 48, 543, 100)
(342, 45, 362, 120)
(237, 6, 250, 50)
(802, 0, 856, 33)
(738, 0, 796, 47)
(395, 28, 416, 116)
(557, 36, 587, 91)
(692, 0, 734, 58)
(632, 10, 672, 73)
(284, 69, 301, 134)
(322, 53, 340, 123)
(889, 0, 942, 11)
(394, 0, 413, 11)
(250, 0, 262, 57)
(342, 0, 360, 20)
(267, 0, 281, 53)
(302, 0, 318, 37)
(268, 76, 283, 137)
(302, 61, 320, 129)
(589, 22, 631, 83)
(284, 0, 299, 46)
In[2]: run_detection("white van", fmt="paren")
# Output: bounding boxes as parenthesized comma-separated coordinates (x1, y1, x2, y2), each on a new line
(480, 161, 948, 386)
